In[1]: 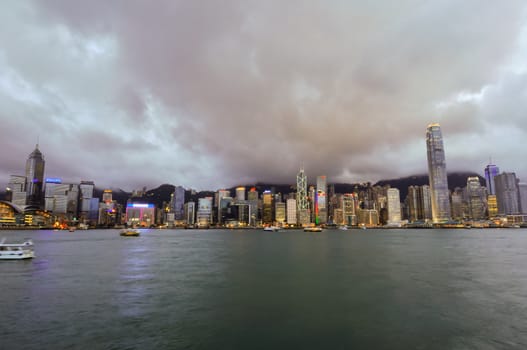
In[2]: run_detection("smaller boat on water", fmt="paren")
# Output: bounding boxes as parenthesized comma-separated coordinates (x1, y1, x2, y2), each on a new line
(263, 226, 281, 232)
(304, 226, 323, 232)
(338, 225, 348, 230)
(0, 238, 35, 260)
(120, 229, 140, 237)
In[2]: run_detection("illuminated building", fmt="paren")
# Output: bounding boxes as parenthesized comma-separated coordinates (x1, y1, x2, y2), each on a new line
(125, 202, 156, 227)
(286, 198, 297, 225)
(342, 193, 357, 226)
(184, 202, 196, 225)
(275, 202, 286, 224)
(296, 167, 310, 225)
(262, 190, 273, 224)
(494, 172, 520, 215)
(25, 144, 45, 207)
(487, 195, 498, 218)
(466, 177, 486, 220)
(247, 187, 258, 201)
(236, 187, 246, 201)
(387, 188, 401, 225)
(316, 175, 327, 224)
(484, 164, 500, 195)
(426, 124, 451, 223)
(418, 185, 432, 221)
(197, 197, 213, 227)
(406, 186, 419, 222)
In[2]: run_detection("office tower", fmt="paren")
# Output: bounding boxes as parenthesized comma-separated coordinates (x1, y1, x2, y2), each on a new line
(387, 188, 401, 225)
(484, 164, 500, 195)
(247, 187, 258, 201)
(342, 193, 357, 226)
(172, 186, 185, 221)
(316, 175, 327, 224)
(184, 202, 196, 225)
(8, 175, 27, 206)
(466, 177, 486, 220)
(426, 124, 451, 223)
(406, 186, 419, 222)
(262, 190, 273, 224)
(197, 197, 213, 227)
(218, 196, 233, 225)
(236, 187, 246, 201)
(125, 202, 156, 227)
(494, 172, 520, 215)
(518, 183, 527, 214)
(487, 195, 498, 218)
(25, 145, 45, 206)
(450, 189, 464, 221)
(296, 167, 310, 225)
(286, 198, 297, 224)
(417, 185, 432, 221)
(102, 189, 113, 204)
(275, 202, 286, 224)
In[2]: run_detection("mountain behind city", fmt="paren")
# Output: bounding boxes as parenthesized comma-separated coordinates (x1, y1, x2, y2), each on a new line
(65, 172, 485, 208)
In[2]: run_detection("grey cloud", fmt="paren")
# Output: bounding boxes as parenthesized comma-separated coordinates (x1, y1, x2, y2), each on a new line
(1, 0, 527, 191)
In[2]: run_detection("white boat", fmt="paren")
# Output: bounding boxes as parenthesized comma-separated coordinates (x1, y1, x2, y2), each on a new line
(263, 226, 280, 232)
(0, 238, 35, 260)
(338, 226, 348, 230)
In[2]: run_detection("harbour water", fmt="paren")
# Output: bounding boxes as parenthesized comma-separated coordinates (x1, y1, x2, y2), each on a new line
(1, 228, 527, 349)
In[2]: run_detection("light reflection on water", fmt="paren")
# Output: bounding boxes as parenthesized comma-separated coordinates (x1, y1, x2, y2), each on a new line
(1, 228, 527, 349)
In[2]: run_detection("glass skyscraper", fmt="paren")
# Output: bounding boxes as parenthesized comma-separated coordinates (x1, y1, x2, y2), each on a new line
(25, 144, 45, 207)
(426, 124, 451, 223)
(484, 164, 500, 195)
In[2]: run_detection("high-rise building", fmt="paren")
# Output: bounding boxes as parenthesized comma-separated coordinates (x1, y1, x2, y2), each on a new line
(184, 202, 196, 225)
(518, 183, 527, 214)
(235, 187, 246, 201)
(262, 190, 273, 224)
(172, 186, 185, 221)
(296, 167, 309, 225)
(387, 188, 401, 225)
(197, 197, 213, 227)
(25, 144, 45, 207)
(487, 195, 498, 218)
(426, 124, 451, 223)
(494, 172, 520, 215)
(286, 198, 297, 225)
(406, 186, 419, 223)
(466, 177, 486, 220)
(316, 175, 327, 224)
(275, 202, 286, 224)
(484, 164, 500, 195)
(8, 175, 27, 206)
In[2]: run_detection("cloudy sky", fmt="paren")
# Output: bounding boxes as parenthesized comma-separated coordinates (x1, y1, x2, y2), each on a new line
(1, 1, 527, 191)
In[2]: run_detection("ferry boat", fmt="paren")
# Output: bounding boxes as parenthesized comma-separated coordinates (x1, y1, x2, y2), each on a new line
(304, 226, 323, 232)
(0, 238, 35, 260)
(263, 226, 280, 232)
(120, 229, 140, 237)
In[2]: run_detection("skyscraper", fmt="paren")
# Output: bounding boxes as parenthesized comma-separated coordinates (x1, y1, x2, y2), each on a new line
(296, 167, 309, 225)
(494, 172, 520, 215)
(387, 188, 401, 225)
(484, 164, 500, 195)
(316, 175, 327, 224)
(426, 124, 451, 223)
(25, 144, 45, 206)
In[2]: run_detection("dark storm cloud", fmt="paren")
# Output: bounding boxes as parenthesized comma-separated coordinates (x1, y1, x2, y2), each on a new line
(1, 0, 527, 191)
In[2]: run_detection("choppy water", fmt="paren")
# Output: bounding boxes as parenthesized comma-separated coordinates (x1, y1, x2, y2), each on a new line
(1, 228, 527, 349)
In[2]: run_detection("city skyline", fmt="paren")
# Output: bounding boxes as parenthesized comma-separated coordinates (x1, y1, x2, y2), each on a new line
(2, 2, 527, 191)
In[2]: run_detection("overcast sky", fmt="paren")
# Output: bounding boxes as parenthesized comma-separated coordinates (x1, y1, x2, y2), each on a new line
(1, 1, 527, 191)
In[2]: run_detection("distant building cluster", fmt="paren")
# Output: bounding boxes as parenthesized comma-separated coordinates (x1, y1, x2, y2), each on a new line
(2, 124, 527, 229)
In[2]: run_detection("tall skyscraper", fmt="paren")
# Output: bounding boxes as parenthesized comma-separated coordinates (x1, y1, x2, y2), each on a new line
(316, 175, 327, 224)
(484, 164, 500, 195)
(25, 144, 45, 206)
(426, 124, 451, 223)
(494, 172, 520, 215)
(296, 167, 309, 225)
